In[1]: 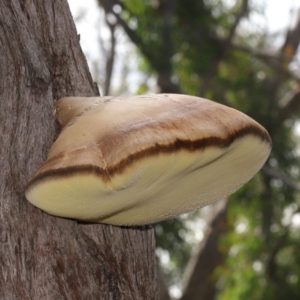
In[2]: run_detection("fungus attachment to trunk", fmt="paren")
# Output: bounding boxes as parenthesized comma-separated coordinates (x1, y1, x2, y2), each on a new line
(25, 94, 271, 225)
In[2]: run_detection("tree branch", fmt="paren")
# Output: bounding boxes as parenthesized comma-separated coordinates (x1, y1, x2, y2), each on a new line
(158, 265, 172, 300)
(98, 0, 156, 70)
(278, 89, 300, 125)
(231, 43, 300, 81)
(180, 199, 228, 300)
(281, 8, 300, 57)
(103, 18, 117, 95)
(199, 0, 249, 96)
(98, 0, 182, 93)
(262, 165, 300, 192)
(275, 10, 300, 123)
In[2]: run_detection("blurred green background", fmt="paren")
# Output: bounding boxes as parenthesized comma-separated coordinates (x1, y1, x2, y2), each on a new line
(69, 1, 300, 299)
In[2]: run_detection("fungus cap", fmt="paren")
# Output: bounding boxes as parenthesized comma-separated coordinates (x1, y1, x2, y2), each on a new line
(25, 94, 271, 225)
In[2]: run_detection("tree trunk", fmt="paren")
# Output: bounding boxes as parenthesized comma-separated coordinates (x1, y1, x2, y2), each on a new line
(0, 1, 157, 299)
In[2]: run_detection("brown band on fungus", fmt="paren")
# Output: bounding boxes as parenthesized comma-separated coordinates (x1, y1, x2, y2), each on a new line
(26, 124, 271, 190)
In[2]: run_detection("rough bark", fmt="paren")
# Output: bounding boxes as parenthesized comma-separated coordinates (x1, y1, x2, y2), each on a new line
(0, 1, 157, 299)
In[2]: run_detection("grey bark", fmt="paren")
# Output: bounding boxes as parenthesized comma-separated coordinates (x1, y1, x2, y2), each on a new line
(0, 1, 157, 299)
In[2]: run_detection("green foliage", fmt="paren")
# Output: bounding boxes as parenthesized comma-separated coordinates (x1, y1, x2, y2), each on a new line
(122, 0, 222, 89)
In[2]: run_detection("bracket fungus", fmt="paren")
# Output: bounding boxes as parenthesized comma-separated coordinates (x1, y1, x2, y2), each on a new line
(25, 94, 271, 225)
